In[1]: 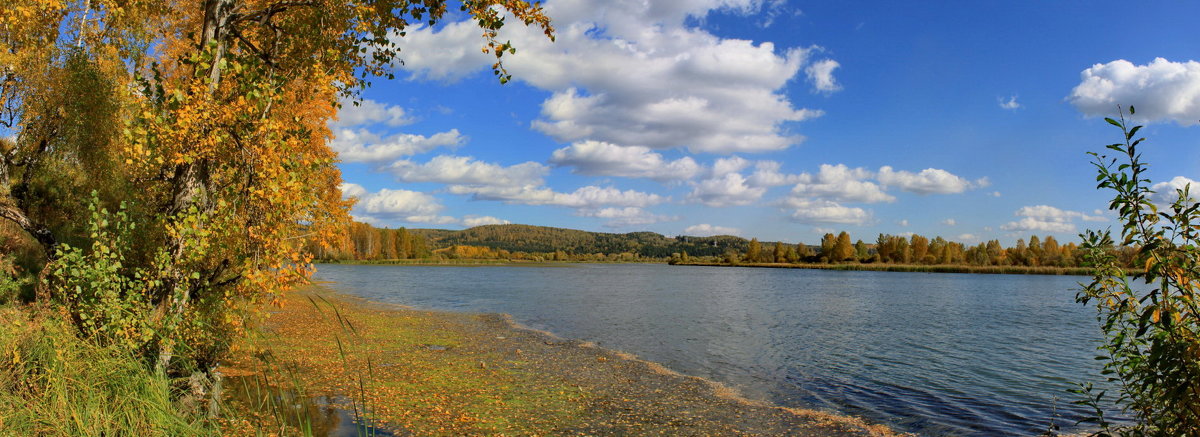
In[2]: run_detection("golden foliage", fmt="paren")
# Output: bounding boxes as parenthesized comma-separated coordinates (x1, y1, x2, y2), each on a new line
(0, 0, 553, 372)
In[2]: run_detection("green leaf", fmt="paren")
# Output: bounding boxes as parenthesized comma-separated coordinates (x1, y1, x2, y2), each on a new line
(1105, 117, 1122, 128)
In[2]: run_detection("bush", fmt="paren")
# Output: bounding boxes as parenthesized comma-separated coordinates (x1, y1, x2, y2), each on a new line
(1076, 107, 1200, 434)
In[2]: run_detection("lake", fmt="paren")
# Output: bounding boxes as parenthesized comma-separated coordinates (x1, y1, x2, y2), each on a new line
(313, 263, 1123, 436)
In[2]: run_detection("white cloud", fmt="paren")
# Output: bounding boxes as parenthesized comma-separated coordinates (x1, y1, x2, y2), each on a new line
(806, 59, 842, 93)
(989, 191, 1001, 197)
(1000, 205, 1105, 234)
(711, 156, 753, 177)
(897, 219, 909, 227)
(330, 128, 463, 163)
(450, 184, 665, 209)
(461, 215, 511, 227)
(877, 166, 983, 195)
(941, 218, 957, 226)
(956, 233, 980, 243)
(785, 198, 871, 225)
(687, 172, 767, 207)
(388, 155, 548, 187)
(577, 207, 677, 228)
(549, 141, 702, 181)
(339, 185, 509, 227)
(332, 98, 412, 127)
(791, 164, 893, 203)
(393, 0, 829, 153)
(683, 223, 741, 236)
(746, 160, 802, 187)
(1000, 217, 1076, 234)
(342, 186, 454, 224)
(998, 95, 1021, 110)
(339, 182, 368, 199)
(1149, 176, 1199, 207)
(1069, 58, 1200, 126)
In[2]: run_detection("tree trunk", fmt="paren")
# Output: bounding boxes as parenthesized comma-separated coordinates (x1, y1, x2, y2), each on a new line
(155, 0, 236, 374)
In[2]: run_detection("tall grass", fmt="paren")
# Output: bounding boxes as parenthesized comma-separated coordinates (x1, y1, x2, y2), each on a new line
(0, 305, 215, 436)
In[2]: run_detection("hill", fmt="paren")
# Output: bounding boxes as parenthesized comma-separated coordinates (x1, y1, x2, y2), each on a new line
(412, 224, 755, 258)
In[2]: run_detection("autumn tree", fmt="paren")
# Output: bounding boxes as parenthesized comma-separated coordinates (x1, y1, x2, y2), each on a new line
(911, 234, 930, 264)
(796, 242, 814, 260)
(773, 242, 785, 264)
(746, 238, 762, 263)
(833, 231, 854, 262)
(0, 0, 552, 378)
(854, 239, 868, 261)
(819, 233, 836, 262)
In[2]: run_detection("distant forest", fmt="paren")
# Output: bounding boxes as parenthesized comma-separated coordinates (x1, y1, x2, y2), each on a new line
(307, 222, 1135, 268)
(307, 223, 762, 262)
(696, 231, 1137, 268)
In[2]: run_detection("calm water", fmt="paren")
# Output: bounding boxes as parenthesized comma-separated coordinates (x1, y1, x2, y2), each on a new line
(314, 263, 1123, 436)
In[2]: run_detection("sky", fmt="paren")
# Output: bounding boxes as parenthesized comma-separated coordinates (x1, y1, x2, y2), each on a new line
(331, 0, 1200, 245)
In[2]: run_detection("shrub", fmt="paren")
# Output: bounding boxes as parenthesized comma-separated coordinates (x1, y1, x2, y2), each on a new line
(1077, 107, 1200, 435)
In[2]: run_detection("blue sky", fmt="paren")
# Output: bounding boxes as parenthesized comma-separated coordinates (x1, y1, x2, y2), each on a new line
(333, 0, 1200, 245)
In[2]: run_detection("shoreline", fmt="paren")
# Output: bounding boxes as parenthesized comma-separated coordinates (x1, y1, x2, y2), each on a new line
(226, 285, 904, 436)
(674, 261, 1101, 276)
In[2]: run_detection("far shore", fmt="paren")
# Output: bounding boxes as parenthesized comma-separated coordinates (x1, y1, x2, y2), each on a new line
(317, 258, 662, 267)
(673, 261, 1104, 276)
(223, 286, 903, 436)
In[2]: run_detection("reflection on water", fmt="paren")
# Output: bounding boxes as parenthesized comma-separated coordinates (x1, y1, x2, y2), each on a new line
(223, 374, 397, 437)
(315, 263, 1123, 436)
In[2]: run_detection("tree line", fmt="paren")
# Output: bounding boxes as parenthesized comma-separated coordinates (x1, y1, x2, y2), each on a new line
(686, 231, 1138, 268)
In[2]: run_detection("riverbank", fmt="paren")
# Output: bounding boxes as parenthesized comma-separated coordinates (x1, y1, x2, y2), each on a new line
(223, 285, 902, 436)
(320, 259, 659, 267)
(674, 261, 1100, 276)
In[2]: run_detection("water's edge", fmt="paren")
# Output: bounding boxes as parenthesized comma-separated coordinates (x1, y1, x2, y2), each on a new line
(316, 284, 904, 436)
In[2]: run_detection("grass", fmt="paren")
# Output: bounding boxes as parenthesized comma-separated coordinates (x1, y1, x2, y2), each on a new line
(223, 288, 589, 435)
(0, 305, 217, 436)
(676, 261, 1104, 276)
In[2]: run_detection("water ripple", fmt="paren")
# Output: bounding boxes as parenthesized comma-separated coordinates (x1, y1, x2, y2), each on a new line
(316, 263, 1127, 436)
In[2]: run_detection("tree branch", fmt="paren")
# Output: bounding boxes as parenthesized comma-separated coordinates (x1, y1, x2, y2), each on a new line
(0, 202, 56, 258)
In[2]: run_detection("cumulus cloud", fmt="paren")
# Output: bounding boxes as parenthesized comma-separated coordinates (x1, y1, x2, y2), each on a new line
(340, 185, 455, 224)
(877, 166, 985, 195)
(957, 233, 980, 243)
(683, 223, 741, 236)
(1149, 176, 1199, 207)
(746, 160, 803, 187)
(687, 172, 767, 207)
(330, 128, 463, 163)
(332, 98, 412, 127)
(549, 141, 701, 181)
(897, 219, 909, 227)
(1069, 58, 1200, 125)
(393, 0, 830, 153)
(941, 218, 956, 226)
(1000, 205, 1105, 234)
(339, 184, 512, 227)
(576, 207, 677, 228)
(711, 156, 753, 177)
(806, 59, 842, 93)
(450, 184, 665, 209)
(388, 155, 548, 187)
(791, 164, 893, 203)
(461, 215, 511, 227)
(998, 95, 1021, 110)
(784, 198, 871, 225)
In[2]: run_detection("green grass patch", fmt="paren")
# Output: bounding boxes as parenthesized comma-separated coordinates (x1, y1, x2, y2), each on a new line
(0, 305, 216, 436)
